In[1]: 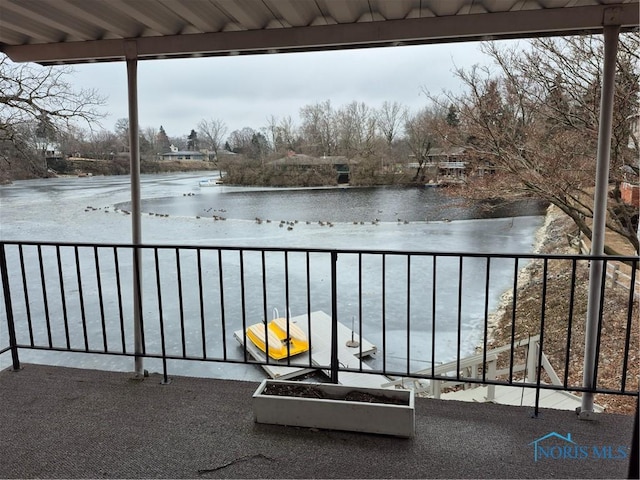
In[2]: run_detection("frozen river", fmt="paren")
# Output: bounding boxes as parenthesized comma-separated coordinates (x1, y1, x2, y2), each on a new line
(0, 172, 545, 380)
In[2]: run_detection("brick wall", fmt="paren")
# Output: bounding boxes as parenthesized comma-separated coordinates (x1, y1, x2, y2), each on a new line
(620, 182, 639, 206)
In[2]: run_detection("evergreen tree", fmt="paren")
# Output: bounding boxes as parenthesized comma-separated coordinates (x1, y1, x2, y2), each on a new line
(187, 129, 199, 151)
(156, 126, 171, 153)
(446, 104, 460, 127)
(249, 132, 269, 160)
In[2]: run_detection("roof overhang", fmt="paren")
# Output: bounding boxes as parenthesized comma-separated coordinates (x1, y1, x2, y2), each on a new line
(1, 1, 638, 66)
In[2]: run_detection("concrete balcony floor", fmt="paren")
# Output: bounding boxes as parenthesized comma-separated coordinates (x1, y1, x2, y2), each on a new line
(0, 364, 635, 479)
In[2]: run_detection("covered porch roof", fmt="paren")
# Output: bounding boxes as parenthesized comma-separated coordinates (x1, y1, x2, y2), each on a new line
(1, 0, 638, 65)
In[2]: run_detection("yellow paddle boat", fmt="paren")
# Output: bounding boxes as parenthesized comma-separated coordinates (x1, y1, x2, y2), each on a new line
(246, 311, 309, 360)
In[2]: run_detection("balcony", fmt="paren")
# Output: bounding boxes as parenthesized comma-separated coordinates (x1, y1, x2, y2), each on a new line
(1, 363, 636, 479)
(0, 240, 637, 478)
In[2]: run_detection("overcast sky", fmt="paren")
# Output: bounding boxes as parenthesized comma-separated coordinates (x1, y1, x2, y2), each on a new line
(68, 41, 500, 140)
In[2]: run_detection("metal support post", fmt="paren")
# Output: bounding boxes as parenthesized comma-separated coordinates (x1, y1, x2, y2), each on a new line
(580, 23, 620, 419)
(125, 41, 144, 378)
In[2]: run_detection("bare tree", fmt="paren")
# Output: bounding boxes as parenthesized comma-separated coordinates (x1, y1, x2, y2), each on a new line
(263, 115, 280, 155)
(336, 101, 378, 158)
(0, 55, 105, 176)
(197, 118, 227, 160)
(141, 126, 159, 156)
(404, 106, 443, 182)
(426, 34, 639, 253)
(84, 130, 119, 160)
(227, 127, 257, 155)
(300, 100, 337, 156)
(114, 118, 129, 152)
(278, 116, 298, 152)
(262, 115, 299, 157)
(56, 124, 85, 158)
(377, 101, 407, 146)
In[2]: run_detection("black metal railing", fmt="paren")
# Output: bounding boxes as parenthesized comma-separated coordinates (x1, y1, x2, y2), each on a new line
(1, 240, 637, 413)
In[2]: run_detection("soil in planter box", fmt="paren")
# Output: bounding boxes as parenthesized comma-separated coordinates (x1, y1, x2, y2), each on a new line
(263, 383, 408, 405)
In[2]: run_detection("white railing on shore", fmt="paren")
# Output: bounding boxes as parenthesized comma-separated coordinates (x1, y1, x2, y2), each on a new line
(577, 238, 639, 299)
(381, 335, 555, 401)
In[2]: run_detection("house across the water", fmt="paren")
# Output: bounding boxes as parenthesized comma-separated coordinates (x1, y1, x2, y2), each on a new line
(160, 144, 205, 161)
(269, 153, 352, 183)
(408, 147, 469, 182)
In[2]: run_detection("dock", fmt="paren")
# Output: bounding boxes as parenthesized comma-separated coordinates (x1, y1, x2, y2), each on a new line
(233, 311, 391, 388)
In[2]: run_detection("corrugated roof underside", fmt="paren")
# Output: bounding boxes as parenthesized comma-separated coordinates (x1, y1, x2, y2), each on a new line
(0, 0, 638, 64)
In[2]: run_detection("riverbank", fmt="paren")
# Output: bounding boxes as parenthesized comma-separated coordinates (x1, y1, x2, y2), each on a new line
(0, 158, 220, 183)
(51, 158, 220, 176)
(487, 205, 638, 414)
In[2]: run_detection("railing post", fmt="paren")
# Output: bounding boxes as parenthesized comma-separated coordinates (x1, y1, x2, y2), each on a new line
(0, 244, 20, 370)
(486, 360, 496, 401)
(609, 263, 619, 288)
(526, 337, 537, 384)
(330, 251, 339, 384)
(432, 380, 441, 399)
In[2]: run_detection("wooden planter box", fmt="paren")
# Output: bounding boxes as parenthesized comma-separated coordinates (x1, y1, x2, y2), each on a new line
(252, 379, 415, 438)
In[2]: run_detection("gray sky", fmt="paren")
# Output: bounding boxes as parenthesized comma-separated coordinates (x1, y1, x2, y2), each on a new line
(70, 41, 497, 140)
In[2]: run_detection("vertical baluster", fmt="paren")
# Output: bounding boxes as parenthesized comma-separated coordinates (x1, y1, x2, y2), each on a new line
(239, 250, 248, 363)
(330, 251, 338, 383)
(620, 259, 637, 392)
(456, 256, 463, 382)
(218, 249, 227, 361)
(534, 258, 549, 418)
(74, 246, 89, 351)
(114, 247, 126, 354)
(37, 245, 52, 348)
(154, 248, 169, 384)
(261, 250, 269, 365)
(94, 246, 107, 352)
(406, 254, 411, 377)
(0, 243, 20, 370)
(305, 252, 312, 368)
(563, 259, 578, 389)
(357, 252, 363, 371)
(19, 245, 34, 346)
(508, 257, 520, 383)
(197, 249, 206, 359)
(56, 245, 70, 349)
(482, 256, 491, 383)
(382, 253, 387, 374)
(431, 255, 437, 381)
(175, 248, 186, 358)
(592, 258, 609, 392)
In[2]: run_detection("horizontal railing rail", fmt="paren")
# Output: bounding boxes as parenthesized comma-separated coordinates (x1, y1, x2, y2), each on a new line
(1, 240, 637, 415)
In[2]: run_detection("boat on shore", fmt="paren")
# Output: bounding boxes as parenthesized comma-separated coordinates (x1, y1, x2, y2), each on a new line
(198, 178, 217, 187)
